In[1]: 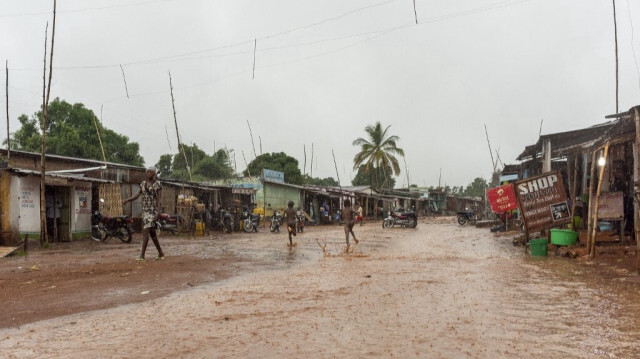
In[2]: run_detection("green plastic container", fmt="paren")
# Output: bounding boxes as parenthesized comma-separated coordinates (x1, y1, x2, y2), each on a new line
(529, 238, 548, 257)
(550, 229, 578, 246)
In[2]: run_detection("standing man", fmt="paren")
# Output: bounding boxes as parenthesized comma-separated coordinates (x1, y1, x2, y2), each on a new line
(284, 200, 297, 247)
(342, 199, 358, 252)
(123, 166, 165, 261)
(356, 202, 364, 226)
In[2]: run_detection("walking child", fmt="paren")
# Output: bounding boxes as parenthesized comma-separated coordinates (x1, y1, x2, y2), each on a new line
(123, 166, 165, 261)
(342, 199, 358, 252)
(284, 200, 297, 246)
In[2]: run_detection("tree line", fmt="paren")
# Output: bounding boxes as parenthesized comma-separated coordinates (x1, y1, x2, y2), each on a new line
(6, 98, 487, 196)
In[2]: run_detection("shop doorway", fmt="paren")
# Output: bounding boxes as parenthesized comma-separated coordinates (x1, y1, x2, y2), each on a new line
(45, 186, 71, 242)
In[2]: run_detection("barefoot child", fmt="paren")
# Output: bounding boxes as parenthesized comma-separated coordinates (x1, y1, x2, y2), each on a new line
(284, 200, 297, 246)
(342, 199, 358, 252)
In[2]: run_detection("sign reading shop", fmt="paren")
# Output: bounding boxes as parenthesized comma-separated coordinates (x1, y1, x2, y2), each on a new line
(515, 171, 571, 233)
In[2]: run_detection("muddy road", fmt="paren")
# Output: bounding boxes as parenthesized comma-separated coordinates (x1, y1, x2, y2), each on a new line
(1, 218, 640, 358)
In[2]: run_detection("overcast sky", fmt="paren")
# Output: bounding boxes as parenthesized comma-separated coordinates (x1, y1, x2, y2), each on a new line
(1, 0, 638, 187)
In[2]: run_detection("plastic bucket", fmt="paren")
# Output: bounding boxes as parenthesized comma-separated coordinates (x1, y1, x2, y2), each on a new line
(529, 238, 548, 257)
(550, 229, 577, 246)
(194, 222, 205, 236)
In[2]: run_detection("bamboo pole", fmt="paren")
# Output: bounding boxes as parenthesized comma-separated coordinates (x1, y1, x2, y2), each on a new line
(613, 0, 619, 113)
(412, 0, 418, 24)
(310, 142, 314, 179)
(94, 105, 107, 166)
(41, 2, 57, 245)
(119, 65, 129, 99)
(247, 120, 257, 158)
(586, 149, 597, 255)
(5, 60, 9, 159)
(570, 155, 579, 231)
(634, 108, 640, 272)
(332, 149, 341, 188)
(590, 143, 610, 259)
(168, 71, 191, 181)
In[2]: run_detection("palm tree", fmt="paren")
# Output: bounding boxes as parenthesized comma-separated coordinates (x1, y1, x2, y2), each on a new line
(352, 122, 404, 189)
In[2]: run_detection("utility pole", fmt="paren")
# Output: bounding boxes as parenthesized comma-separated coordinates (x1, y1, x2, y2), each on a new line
(613, 0, 619, 113)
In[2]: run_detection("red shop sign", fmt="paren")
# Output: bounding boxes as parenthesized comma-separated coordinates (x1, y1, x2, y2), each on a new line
(487, 184, 518, 213)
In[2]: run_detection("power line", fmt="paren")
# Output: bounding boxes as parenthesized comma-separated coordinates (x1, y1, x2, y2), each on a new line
(0, 0, 180, 18)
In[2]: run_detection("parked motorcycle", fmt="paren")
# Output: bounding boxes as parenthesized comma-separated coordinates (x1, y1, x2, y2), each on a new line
(242, 208, 261, 233)
(382, 209, 418, 229)
(220, 208, 234, 233)
(270, 210, 283, 232)
(457, 208, 479, 225)
(91, 200, 134, 243)
(156, 213, 180, 235)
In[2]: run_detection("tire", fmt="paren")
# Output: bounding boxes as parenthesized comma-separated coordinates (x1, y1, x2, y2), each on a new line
(119, 225, 133, 243)
(409, 217, 417, 228)
(91, 226, 104, 242)
(382, 219, 392, 229)
(270, 221, 277, 232)
(243, 220, 254, 233)
(457, 215, 468, 225)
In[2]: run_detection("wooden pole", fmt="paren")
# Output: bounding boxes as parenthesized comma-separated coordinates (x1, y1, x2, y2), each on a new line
(570, 155, 579, 231)
(303, 144, 307, 179)
(412, 0, 418, 24)
(590, 143, 610, 259)
(41, 2, 57, 245)
(247, 120, 257, 158)
(586, 149, 597, 255)
(94, 105, 107, 166)
(310, 142, 314, 179)
(242, 150, 252, 180)
(332, 149, 341, 188)
(484, 124, 496, 172)
(634, 107, 640, 272)
(119, 65, 129, 99)
(5, 60, 9, 159)
(613, 0, 619, 113)
(252, 39, 257, 80)
(168, 71, 191, 181)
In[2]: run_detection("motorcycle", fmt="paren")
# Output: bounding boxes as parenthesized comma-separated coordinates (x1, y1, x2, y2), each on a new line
(220, 208, 234, 233)
(242, 208, 261, 233)
(91, 200, 134, 243)
(382, 208, 418, 229)
(270, 210, 283, 232)
(457, 208, 479, 225)
(156, 213, 180, 235)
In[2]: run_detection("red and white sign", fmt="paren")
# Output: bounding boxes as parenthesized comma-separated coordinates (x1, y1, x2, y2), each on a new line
(487, 184, 518, 213)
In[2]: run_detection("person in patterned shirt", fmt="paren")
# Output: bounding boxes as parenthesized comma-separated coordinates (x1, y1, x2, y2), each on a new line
(123, 166, 165, 261)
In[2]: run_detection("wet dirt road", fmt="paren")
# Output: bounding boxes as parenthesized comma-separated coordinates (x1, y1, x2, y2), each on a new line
(2, 218, 640, 358)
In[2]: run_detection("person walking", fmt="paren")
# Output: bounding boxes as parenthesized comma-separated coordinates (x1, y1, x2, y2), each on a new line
(284, 200, 297, 247)
(123, 166, 165, 261)
(356, 202, 364, 226)
(342, 199, 358, 252)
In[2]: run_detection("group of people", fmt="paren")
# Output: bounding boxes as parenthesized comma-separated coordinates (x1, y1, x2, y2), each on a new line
(284, 199, 361, 252)
(122, 166, 366, 260)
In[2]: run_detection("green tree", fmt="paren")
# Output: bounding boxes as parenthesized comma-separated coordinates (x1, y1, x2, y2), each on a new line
(352, 122, 404, 189)
(9, 98, 144, 166)
(157, 146, 234, 181)
(351, 165, 396, 189)
(463, 177, 488, 198)
(244, 152, 303, 185)
(303, 175, 339, 187)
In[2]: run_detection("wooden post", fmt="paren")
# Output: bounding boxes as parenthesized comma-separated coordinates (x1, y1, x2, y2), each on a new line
(5, 60, 9, 159)
(41, 1, 57, 245)
(570, 156, 579, 231)
(590, 143, 610, 259)
(634, 108, 640, 272)
(586, 149, 597, 255)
